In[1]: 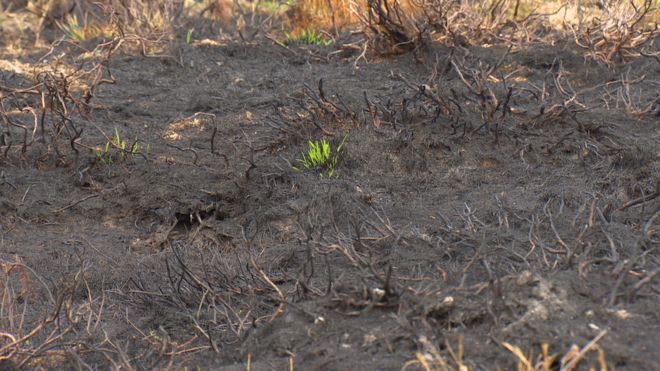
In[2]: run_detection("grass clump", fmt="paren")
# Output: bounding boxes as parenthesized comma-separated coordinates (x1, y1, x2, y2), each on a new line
(55, 13, 114, 42)
(294, 135, 347, 177)
(55, 14, 88, 42)
(96, 128, 145, 164)
(285, 29, 333, 46)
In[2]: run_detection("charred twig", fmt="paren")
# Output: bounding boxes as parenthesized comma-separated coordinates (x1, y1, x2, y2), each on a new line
(395, 73, 452, 115)
(618, 192, 660, 211)
(250, 257, 285, 322)
(51, 193, 100, 213)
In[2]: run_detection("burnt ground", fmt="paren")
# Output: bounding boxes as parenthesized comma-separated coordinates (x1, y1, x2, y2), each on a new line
(1, 31, 659, 370)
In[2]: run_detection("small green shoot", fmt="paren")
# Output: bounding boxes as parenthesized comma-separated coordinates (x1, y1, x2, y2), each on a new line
(294, 135, 347, 177)
(96, 128, 144, 164)
(186, 28, 194, 45)
(285, 29, 333, 46)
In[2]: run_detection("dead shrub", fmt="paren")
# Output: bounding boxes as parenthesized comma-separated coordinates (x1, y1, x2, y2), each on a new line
(572, 0, 659, 64)
(290, 0, 657, 65)
(0, 39, 116, 164)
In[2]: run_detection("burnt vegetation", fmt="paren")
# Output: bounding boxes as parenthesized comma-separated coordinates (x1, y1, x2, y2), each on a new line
(0, 0, 659, 369)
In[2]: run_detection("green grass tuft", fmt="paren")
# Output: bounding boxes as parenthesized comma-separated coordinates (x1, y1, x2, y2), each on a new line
(294, 135, 347, 177)
(285, 29, 333, 46)
(96, 128, 146, 164)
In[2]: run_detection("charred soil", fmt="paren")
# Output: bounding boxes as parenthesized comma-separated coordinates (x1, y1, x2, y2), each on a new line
(1, 15, 659, 370)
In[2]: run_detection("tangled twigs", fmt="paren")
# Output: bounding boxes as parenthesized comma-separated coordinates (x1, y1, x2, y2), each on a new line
(573, 0, 659, 64)
(0, 256, 108, 368)
(450, 57, 514, 141)
(250, 257, 286, 322)
(301, 79, 357, 132)
(368, 0, 417, 49)
(395, 73, 453, 115)
(525, 61, 589, 128)
(1, 40, 116, 163)
(352, 0, 422, 54)
(644, 208, 660, 239)
(37, 70, 82, 154)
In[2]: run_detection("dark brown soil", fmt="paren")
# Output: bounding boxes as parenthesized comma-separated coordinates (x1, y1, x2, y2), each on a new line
(1, 27, 659, 370)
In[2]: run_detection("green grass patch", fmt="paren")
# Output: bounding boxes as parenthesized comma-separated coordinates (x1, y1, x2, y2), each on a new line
(96, 128, 146, 164)
(56, 14, 86, 42)
(285, 29, 333, 46)
(294, 135, 347, 177)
